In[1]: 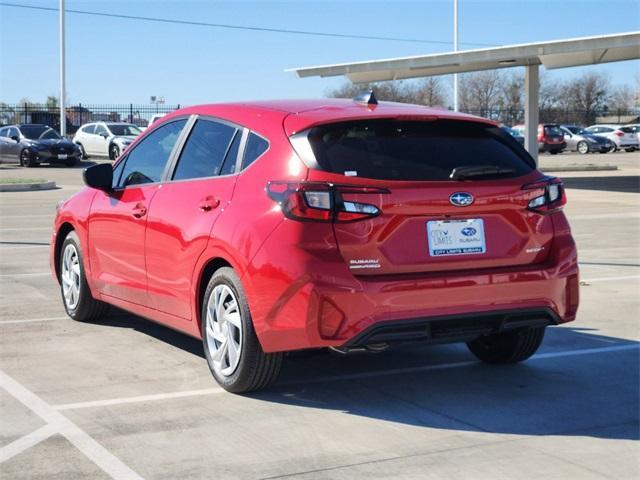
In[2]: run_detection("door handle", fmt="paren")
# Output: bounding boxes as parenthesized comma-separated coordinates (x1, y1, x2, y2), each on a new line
(199, 196, 220, 212)
(132, 203, 147, 218)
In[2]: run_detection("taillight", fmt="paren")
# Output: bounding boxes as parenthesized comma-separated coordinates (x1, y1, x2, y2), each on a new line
(266, 181, 388, 222)
(614, 131, 624, 137)
(523, 177, 566, 214)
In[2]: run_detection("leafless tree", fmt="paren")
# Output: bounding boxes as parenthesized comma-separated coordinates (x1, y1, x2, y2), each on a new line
(415, 77, 449, 107)
(497, 72, 523, 125)
(563, 72, 610, 125)
(458, 71, 503, 119)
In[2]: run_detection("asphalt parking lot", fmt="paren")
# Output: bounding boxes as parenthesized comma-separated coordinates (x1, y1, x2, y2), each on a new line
(1, 151, 639, 480)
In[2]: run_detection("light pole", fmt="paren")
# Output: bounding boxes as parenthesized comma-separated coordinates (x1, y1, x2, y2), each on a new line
(59, 0, 66, 136)
(453, 0, 459, 111)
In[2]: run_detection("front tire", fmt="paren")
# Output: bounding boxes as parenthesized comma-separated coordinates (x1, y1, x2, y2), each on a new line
(609, 144, 617, 153)
(20, 149, 33, 167)
(466, 326, 545, 364)
(202, 267, 282, 393)
(77, 143, 88, 160)
(625, 147, 636, 152)
(577, 141, 589, 154)
(109, 144, 120, 160)
(59, 231, 109, 322)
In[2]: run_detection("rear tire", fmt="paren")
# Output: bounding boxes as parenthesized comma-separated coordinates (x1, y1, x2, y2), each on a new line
(59, 231, 109, 322)
(467, 326, 546, 364)
(609, 144, 617, 153)
(549, 150, 559, 155)
(202, 267, 282, 393)
(625, 147, 636, 152)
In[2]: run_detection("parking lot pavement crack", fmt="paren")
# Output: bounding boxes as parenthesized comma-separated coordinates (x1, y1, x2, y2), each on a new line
(0, 369, 144, 480)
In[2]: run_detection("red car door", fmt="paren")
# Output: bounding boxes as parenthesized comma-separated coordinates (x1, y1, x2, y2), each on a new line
(88, 119, 187, 305)
(144, 118, 243, 320)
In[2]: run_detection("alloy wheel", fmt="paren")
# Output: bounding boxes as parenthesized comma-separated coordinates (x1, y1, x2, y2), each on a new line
(577, 141, 589, 154)
(205, 284, 243, 377)
(20, 150, 31, 167)
(61, 243, 81, 310)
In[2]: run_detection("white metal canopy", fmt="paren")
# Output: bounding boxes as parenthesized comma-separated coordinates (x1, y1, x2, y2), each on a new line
(288, 31, 640, 163)
(289, 31, 640, 82)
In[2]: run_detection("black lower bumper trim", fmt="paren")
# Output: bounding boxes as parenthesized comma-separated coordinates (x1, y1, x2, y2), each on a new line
(344, 308, 560, 348)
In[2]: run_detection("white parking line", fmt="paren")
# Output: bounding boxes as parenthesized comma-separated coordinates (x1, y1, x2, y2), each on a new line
(0, 272, 51, 278)
(51, 344, 639, 411)
(581, 275, 640, 283)
(569, 212, 640, 220)
(0, 317, 67, 325)
(0, 370, 143, 479)
(0, 424, 57, 463)
(54, 387, 225, 411)
(0, 227, 52, 231)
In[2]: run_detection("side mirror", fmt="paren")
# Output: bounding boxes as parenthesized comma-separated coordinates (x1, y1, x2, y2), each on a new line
(10, 135, 19, 142)
(83, 163, 113, 191)
(100, 132, 109, 138)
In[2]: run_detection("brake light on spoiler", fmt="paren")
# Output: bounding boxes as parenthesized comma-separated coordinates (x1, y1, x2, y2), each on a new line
(523, 177, 566, 214)
(266, 181, 389, 222)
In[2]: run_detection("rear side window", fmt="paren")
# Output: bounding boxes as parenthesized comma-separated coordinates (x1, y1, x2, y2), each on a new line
(173, 119, 237, 181)
(118, 119, 186, 187)
(242, 133, 269, 169)
(305, 120, 534, 181)
(82, 125, 95, 134)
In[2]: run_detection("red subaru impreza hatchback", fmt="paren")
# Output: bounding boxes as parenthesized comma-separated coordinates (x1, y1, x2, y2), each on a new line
(51, 96, 579, 392)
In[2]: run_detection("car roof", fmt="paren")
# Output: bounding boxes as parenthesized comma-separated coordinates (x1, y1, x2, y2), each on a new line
(162, 99, 496, 136)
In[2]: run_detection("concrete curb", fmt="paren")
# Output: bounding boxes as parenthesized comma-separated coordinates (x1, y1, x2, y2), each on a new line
(0, 181, 57, 192)
(541, 164, 618, 173)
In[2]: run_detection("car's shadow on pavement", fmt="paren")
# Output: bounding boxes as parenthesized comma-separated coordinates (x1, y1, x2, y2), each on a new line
(562, 175, 640, 193)
(96, 309, 639, 441)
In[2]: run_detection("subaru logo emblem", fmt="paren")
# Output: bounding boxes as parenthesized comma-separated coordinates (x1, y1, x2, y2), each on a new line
(461, 227, 477, 237)
(449, 192, 474, 207)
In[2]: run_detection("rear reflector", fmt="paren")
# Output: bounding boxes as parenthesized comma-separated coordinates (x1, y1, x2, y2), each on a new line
(523, 177, 566, 214)
(266, 181, 388, 222)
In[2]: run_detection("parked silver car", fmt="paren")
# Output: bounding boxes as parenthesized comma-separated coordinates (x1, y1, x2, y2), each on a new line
(560, 125, 614, 154)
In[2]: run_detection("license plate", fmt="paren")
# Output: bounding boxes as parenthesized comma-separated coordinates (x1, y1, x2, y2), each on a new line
(427, 219, 486, 256)
(58, 154, 68, 159)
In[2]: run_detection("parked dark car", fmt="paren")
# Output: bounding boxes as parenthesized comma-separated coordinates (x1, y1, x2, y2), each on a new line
(0, 124, 81, 167)
(500, 126, 525, 146)
(561, 125, 613, 154)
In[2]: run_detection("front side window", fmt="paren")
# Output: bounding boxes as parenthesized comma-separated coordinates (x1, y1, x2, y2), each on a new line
(172, 119, 237, 181)
(109, 124, 141, 136)
(94, 124, 108, 136)
(0, 128, 8, 137)
(118, 119, 186, 188)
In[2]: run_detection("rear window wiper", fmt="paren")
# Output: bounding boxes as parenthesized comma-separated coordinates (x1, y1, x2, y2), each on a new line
(450, 165, 517, 180)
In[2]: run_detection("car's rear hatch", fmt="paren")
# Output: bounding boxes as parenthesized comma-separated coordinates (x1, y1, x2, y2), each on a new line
(292, 117, 555, 276)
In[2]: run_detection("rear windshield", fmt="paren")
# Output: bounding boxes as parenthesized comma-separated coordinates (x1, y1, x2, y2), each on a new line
(619, 127, 634, 133)
(543, 125, 562, 136)
(305, 120, 534, 181)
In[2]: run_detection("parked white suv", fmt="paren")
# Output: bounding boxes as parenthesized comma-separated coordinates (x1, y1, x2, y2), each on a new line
(73, 122, 142, 160)
(584, 124, 639, 152)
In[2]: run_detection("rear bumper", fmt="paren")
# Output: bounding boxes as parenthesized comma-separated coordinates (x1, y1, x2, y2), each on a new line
(246, 215, 579, 353)
(345, 307, 559, 348)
